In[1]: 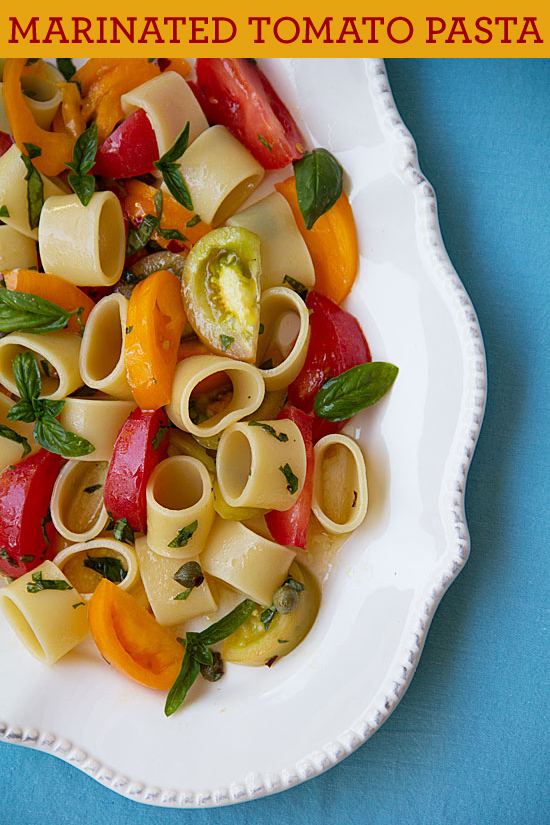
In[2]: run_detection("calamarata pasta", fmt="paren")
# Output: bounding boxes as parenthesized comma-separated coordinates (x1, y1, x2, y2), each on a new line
(0, 58, 398, 717)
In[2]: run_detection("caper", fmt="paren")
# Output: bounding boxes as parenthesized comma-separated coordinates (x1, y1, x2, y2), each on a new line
(273, 583, 299, 615)
(173, 561, 204, 589)
(200, 651, 224, 682)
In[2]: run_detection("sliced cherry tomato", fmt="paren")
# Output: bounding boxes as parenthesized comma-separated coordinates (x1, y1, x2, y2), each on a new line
(124, 269, 187, 410)
(288, 291, 372, 442)
(195, 58, 305, 170)
(0, 450, 64, 578)
(103, 408, 169, 533)
(88, 579, 184, 690)
(93, 109, 159, 179)
(4, 269, 95, 335)
(265, 408, 314, 550)
(0, 131, 14, 157)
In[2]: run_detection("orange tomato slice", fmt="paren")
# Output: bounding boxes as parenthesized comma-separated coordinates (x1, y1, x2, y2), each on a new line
(3, 269, 95, 335)
(88, 579, 183, 690)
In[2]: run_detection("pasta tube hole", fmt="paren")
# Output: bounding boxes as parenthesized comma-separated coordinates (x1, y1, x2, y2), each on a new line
(20, 74, 59, 103)
(217, 430, 252, 500)
(61, 547, 127, 594)
(0, 597, 46, 662)
(151, 460, 206, 511)
(56, 461, 107, 537)
(212, 176, 262, 227)
(320, 444, 358, 526)
(98, 196, 125, 282)
(83, 299, 123, 380)
(1, 344, 60, 396)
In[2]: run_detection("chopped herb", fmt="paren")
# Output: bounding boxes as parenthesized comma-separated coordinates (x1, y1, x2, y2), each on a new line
(260, 605, 277, 631)
(40, 510, 52, 549)
(105, 511, 115, 531)
(125, 326, 134, 335)
(258, 133, 273, 152)
(83, 484, 102, 494)
(188, 398, 200, 425)
(283, 275, 308, 301)
(279, 463, 298, 494)
(56, 58, 77, 81)
(168, 520, 198, 549)
(157, 227, 188, 242)
(20, 555, 35, 563)
(153, 188, 163, 218)
(72, 602, 86, 609)
(260, 358, 273, 370)
(20, 144, 44, 231)
(25, 58, 40, 65)
(278, 639, 289, 644)
(0, 205, 9, 218)
(259, 323, 264, 335)
(219, 334, 234, 352)
(27, 570, 73, 593)
(39, 359, 50, 377)
(186, 215, 201, 228)
(152, 425, 169, 451)
(284, 576, 305, 593)
(126, 214, 159, 257)
(248, 421, 289, 442)
(0, 423, 31, 458)
(113, 518, 134, 545)
(65, 123, 98, 206)
(173, 588, 193, 601)
(246, 58, 257, 65)
(84, 555, 127, 583)
(0, 548, 18, 568)
(154, 123, 193, 210)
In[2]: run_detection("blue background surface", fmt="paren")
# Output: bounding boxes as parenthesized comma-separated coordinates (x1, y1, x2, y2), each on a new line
(1, 59, 549, 824)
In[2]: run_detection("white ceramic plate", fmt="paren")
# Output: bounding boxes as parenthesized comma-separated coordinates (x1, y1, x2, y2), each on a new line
(0, 58, 486, 807)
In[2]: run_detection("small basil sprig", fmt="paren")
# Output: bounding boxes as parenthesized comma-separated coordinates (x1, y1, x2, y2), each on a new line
(293, 148, 343, 230)
(314, 362, 399, 422)
(83, 555, 127, 583)
(21, 143, 44, 230)
(65, 123, 98, 207)
(248, 421, 288, 443)
(154, 123, 193, 210)
(7, 352, 95, 458)
(56, 58, 77, 81)
(165, 599, 255, 717)
(0, 423, 31, 458)
(0, 290, 84, 335)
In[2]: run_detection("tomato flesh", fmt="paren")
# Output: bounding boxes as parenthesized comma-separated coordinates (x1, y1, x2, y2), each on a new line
(195, 58, 305, 170)
(0, 131, 14, 158)
(0, 450, 64, 578)
(103, 408, 169, 533)
(94, 109, 159, 179)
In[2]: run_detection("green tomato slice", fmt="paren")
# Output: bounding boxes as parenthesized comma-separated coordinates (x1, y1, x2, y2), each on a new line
(181, 227, 261, 362)
(222, 562, 320, 666)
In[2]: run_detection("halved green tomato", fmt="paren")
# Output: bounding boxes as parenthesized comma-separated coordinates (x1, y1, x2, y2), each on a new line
(181, 227, 261, 362)
(222, 562, 319, 666)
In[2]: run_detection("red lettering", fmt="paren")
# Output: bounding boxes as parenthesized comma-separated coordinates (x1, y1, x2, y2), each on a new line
(274, 17, 300, 43)
(446, 17, 472, 43)
(495, 17, 517, 43)
(362, 17, 385, 43)
(213, 17, 236, 43)
(303, 16, 333, 43)
(336, 17, 362, 43)
(475, 17, 492, 44)
(72, 17, 93, 44)
(388, 17, 413, 44)
(112, 17, 137, 44)
(518, 17, 543, 43)
(426, 17, 446, 43)
(138, 16, 163, 43)
(97, 17, 107, 43)
(8, 16, 39, 43)
(249, 16, 270, 43)
(189, 17, 208, 43)
(164, 18, 186, 43)
(44, 17, 69, 44)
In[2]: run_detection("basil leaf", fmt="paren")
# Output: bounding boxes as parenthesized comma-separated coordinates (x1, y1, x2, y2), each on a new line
(284, 576, 305, 593)
(56, 58, 77, 81)
(157, 227, 188, 242)
(20, 148, 44, 231)
(293, 148, 343, 230)
(158, 164, 193, 211)
(260, 605, 277, 631)
(152, 425, 169, 451)
(34, 416, 95, 458)
(279, 463, 298, 494)
(11, 351, 41, 405)
(0, 424, 31, 458)
(7, 400, 36, 424)
(20, 554, 35, 563)
(197, 599, 255, 646)
(84, 484, 102, 494)
(173, 588, 193, 601)
(186, 638, 213, 666)
(314, 362, 399, 422)
(83, 555, 127, 583)
(248, 421, 289, 442)
(113, 518, 135, 545)
(66, 124, 98, 207)
(282, 275, 308, 301)
(219, 334, 234, 352)
(186, 215, 201, 228)
(164, 646, 200, 717)
(126, 214, 158, 257)
(258, 133, 272, 152)
(0, 205, 9, 218)
(168, 520, 198, 549)
(158, 123, 190, 165)
(26, 570, 73, 593)
(0, 548, 18, 567)
(68, 174, 95, 207)
(0, 290, 80, 335)
(153, 188, 163, 218)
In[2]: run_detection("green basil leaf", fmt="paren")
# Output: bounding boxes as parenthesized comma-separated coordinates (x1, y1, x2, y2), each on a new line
(197, 599, 255, 646)
(257, 133, 272, 152)
(186, 215, 201, 228)
(34, 416, 95, 458)
(84, 484, 102, 494)
(187, 638, 213, 666)
(152, 425, 169, 451)
(293, 148, 343, 230)
(113, 518, 135, 545)
(173, 588, 193, 601)
(20, 554, 35, 563)
(56, 58, 77, 81)
(26, 570, 73, 593)
(66, 123, 98, 176)
(314, 362, 399, 422)
(68, 173, 95, 207)
(6, 400, 36, 424)
(168, 520, 198, 549)
(248, 421, 289, 442)
(164, 646, 200, 717)
(0, 205, 9, 218)
(0, 290, 78, 335)
(157, 123, 190, 166)
(0, 548, 18, 567)
(126, 214, 158, 257)
(20, 150, 44, 231)
(39, 398, 65, 419)
(282, 274, 308, 301)
(157, 227, 188, 242)
(158, 163, 193, 211)
(153, 188, 163, 219)
(11, 351, 41, 405)
(279, 463, 298, 494)
(0, 424, 31, 458)
(284, 576, 305, 592)
(219, 334, 234, 352)
(260, 605, 277, 631)
(83, 555, 127, 583)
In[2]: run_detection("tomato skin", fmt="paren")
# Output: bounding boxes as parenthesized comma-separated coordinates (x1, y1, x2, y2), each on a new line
(103, 408, 169, 533)
(0, 450, 64, 578)
(93, 109, 159, 179)
(288, 292, 372, 442)
(265, 408, 314, 550)
(195, 58, 305, 170)
(0, 131, 14, 157)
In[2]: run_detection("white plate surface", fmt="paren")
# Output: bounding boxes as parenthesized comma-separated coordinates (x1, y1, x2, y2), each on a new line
(0, 58, 486, 807)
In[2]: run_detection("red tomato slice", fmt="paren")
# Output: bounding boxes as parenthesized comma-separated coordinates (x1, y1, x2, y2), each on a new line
(265, 408, 314, 550)
(93, 109, 159, 179)
(0, 131, 14, 158)
(103, 408, 169, 533)
(195, 59, 305, 170)
(0, 450, 64, 578)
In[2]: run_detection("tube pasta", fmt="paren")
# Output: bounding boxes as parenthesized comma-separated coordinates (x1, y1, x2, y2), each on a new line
(0, 144, 65, 239)
(0, 561, 88, 665)
(217, 419, 306, 511)
(201, 518, 295, 606)
(0, 225, 38, 270)
(227, 192, 315, 290)
(178, 126, 264, 226)
(135, 536, 218, 626)
(146, 456, 215, 558)
(51, 460, 109, 542)
(0, 331, 82, 399)
(121, 71, 208, 155)
(312, 434, 368, 534)
(166, 355, 265, 438)
(39, 191, 125, 286)
(0, 391, 37, 469)
(19, 63, 64, 130)
(54, 538, 138, 597)
(58, 398, 136, 462)
(257, 287, 311, 391)
(79, 294, 133, 400)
